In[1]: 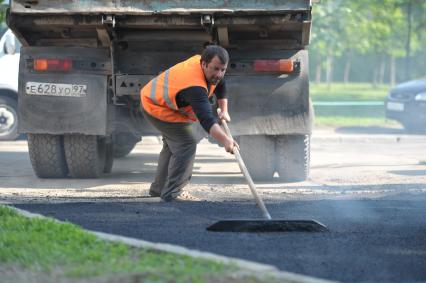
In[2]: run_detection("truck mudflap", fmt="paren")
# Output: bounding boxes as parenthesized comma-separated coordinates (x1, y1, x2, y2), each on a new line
(228, 103, 313, 136)
(226, 49, 312, 136)
(18, 46, 111, 135)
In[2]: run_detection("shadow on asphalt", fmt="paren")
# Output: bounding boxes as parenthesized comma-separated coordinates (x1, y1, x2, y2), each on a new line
(388, 169, 426, 176)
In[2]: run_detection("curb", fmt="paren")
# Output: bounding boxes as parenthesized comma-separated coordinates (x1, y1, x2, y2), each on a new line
(7, 205, 337, 283)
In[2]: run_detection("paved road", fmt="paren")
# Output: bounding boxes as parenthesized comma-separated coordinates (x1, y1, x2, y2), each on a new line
(2, 128, 426, 282)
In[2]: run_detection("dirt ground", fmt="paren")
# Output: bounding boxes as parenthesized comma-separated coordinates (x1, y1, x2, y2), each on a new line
(1, 129, 425, 204)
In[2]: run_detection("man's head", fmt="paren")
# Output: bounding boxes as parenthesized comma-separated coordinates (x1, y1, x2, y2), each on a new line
(200, 45, 229, 85)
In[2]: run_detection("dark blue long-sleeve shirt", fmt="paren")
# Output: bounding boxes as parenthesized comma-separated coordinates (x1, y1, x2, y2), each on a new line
(175, 80, 227, 132)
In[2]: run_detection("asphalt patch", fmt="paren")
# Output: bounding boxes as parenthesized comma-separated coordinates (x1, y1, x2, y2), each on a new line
(13, 199, 426, 283)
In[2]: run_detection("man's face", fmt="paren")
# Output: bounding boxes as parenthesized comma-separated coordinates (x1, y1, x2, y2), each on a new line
(201, 56, 228, 85)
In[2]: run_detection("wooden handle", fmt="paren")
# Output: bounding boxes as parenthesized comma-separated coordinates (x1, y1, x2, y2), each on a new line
(217, 109, 272, 220)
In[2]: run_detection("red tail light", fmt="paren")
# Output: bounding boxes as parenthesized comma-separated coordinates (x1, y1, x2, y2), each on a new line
(253, 59, 294, 73)
(34, 59, 73, 72)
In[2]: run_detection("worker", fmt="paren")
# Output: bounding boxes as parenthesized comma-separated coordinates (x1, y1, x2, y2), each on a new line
(140, 45, 238, 202)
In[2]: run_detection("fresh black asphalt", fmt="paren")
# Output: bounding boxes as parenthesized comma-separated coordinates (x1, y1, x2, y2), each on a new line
(14, 197, 426, 283)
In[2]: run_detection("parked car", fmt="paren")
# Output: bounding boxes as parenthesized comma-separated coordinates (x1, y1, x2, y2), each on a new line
(385, 77, 426, 133)
(0, 29, 20, 140)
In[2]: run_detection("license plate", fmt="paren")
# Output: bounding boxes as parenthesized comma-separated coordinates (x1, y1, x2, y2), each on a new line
(26, 82, 87, 97)
(387, 101, 404, 111)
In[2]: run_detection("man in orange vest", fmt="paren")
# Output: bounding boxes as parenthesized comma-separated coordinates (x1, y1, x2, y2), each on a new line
(140, 45, 238, 201)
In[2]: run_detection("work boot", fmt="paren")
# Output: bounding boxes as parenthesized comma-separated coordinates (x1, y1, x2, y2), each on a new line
(148, 185, 161, 197)
(176, 191, 200, 201)
(161, 190, 200, 202)
(149, 190, 161, 197)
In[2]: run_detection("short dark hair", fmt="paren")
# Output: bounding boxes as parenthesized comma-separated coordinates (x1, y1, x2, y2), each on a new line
(201, 45, 229, 65)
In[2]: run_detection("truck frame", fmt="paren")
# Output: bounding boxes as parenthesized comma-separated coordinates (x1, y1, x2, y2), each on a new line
(8, 0, 314, 181)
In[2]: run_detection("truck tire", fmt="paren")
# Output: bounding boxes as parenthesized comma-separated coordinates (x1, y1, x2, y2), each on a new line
(64, 134, 107, 178)
(238, 135, 275, 181)
(0, 95, 19, 141)
(113, 133, 139, 158)
(103, 142, 114, 173)
(276, 135, 310, 182)
(113, 142, 137, 158)
(27, 134, 68, 178)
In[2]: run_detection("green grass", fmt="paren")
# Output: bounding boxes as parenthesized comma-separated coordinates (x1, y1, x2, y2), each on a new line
(310, 82, 390, 101)
(0, 205, 274, 283)
(310, 83, 399, 127)
(314, 116, 398, 127)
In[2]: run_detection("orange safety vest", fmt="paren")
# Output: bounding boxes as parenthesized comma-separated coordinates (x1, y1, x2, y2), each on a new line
(140, 55, 217, 123)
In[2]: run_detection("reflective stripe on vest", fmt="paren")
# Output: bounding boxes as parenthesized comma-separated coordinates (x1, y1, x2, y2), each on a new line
(178, 107, 197, 121)
(141, 55, 217, 123)
(149, 77, 158, 104)
(162, 69, 176, 110)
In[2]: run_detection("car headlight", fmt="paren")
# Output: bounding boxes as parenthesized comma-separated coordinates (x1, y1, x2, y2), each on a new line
(414, 92, 426, 101)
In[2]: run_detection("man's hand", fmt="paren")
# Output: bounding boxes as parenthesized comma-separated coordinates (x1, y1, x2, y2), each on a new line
(224, 138, 239, 154)
(218, 111, 231, 123)
(217, 99, 230, 122)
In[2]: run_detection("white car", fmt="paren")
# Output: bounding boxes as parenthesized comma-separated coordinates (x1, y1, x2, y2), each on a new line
(0, 29, 20, 140)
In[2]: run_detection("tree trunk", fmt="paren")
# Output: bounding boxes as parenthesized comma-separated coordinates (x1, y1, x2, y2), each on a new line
(315, 59, 322, 84)
(379, 55, 386, 85)
(326, 51, 333, 89)
(372, 67, 378, 88)
(343, 50, 353, 84)
(372, 55, 379, 88)
(405, 0, 413, 80)
(390, 55, 396, 86)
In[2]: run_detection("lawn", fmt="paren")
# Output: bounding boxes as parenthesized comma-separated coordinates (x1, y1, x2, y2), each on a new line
(310, 82, 389, 101)
(310, 83, 399, 127)
(0, 206, 278, 283)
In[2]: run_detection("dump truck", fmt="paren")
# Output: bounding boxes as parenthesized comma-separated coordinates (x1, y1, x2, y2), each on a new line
(7, 0, 314, 181)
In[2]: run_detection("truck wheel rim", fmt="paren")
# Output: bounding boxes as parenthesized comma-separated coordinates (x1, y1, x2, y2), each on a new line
(0, 104, 17, 136)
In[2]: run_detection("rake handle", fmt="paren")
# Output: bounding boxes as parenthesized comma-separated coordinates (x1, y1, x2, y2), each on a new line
(218, 109, 272, 220)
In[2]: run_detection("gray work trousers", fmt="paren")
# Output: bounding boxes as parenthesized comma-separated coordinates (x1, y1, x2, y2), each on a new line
(143, 111, 205, 201)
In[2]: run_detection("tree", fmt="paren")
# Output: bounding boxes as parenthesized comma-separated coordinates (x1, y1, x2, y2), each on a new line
(311, 0, 349, 86)
(310, 0, 424, 84)
(396, 0, 426, 80)
(0, 1, 7, 27)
